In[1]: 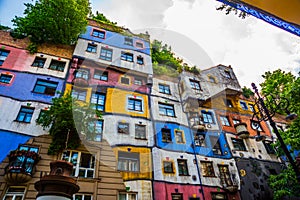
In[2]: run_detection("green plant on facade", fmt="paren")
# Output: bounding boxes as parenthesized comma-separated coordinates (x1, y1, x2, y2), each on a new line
(216, 3, 248, 19)
(242, 86, 254, 98)
(26, 42, 38, 54)
(36, 93, 102, 155)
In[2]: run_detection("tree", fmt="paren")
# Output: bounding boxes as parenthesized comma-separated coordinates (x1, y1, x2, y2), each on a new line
(12, 0, 90, 44)
(36, 93, 101, 155)
(260, 69, 300, 199)
(90, 11, 117, 26)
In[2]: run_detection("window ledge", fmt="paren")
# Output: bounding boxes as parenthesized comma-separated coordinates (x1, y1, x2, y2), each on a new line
(135, 137, 147, 140)
(13, 120, 31, 124)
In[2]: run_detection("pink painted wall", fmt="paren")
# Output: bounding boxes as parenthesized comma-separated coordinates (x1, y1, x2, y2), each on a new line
(153, 182, 240, 200)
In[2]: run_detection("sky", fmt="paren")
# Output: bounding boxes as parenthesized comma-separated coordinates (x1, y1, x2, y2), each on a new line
(0, 0, 300, 88)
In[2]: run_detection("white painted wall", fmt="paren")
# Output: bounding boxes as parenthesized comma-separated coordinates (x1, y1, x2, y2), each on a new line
(124, 180, 153, 200)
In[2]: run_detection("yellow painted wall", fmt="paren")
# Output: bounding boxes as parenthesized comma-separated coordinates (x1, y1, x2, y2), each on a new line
(106, 88, 149, 118)
(113, 146, 152, 181)
(240, 0, 300, 26)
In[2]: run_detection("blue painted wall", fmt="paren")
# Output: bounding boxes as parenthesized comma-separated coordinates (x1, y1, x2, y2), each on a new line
(80, 26, 151, 55)
(155, 122, 232, 158)
(0, 70, 64, 103)
(0, 130, 31, 162)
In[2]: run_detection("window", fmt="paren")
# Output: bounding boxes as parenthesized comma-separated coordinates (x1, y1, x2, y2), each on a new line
(163, 161, 174, 173)
(100, 47, 113, 61)
(210, 136, 222, 155)
(120, 77, 130, 85)
(0, 49, 9, 65)
(124, 37, 133, 46)
(211, 193, 227, 200)
(240, 101, 248, 110)
(118, 193, 137, 200)
(194, 131, 206, 147)
(75, 69, 89, 80)
(224, 99, 233, 107)
(209, 76, 216, 83)
(49, 60, 66, 72)
(92, 29, 105, 38)
(94, 70, 108, 81)
(137, 56, 144, 65)
(74, 194, 92, 200)
(0, 73, 13, 84)
(33, 79, 58, 96)
(121, 52, 134, 62)
(201, 161, 215, 177)
(190, 79, 201, 91)
(249, 104, 255, 112)
(161, 128, 172, 143)
(134, 78, 143, 85)
(232, 119, 241, 125)
(177, 159, 189, 176)
(87, 120, 103, 142)
(16, 106, 34, 123)
(72, 89, 87, 101)
(135, 124, 146, 139)
(218, 165, 233, 186)
(201, 111, 214, 124)
(224, 70, 232, 79)
(159, 103, 175, 117)
(171, 194, 183, 200)
(231, 138, 247, 151)
(128, 98, 142, 111)
(118, 151, 139, 172)
(86, 43, 97, 53)
(175, 130, 184, 143)
(251, 120, 263, 131)
(3, 187, 25, 200)
(159, 84, 171, 94)
(135, 42, 144, 48)
(32, 57, 46, 68)
(90, 93, 105, 111)
(220, 116, 230, 126)
(263, 141, 276, 154)
(62, 150, 95, 178)
(118, 122, 129, 134)
(37, 109, 48, 121)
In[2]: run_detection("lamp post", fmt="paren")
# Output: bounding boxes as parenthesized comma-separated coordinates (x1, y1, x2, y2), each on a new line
(251, 83, 300, 183)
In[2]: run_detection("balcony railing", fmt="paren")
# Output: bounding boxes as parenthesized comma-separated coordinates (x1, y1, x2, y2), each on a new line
(4, 150, 40, 184)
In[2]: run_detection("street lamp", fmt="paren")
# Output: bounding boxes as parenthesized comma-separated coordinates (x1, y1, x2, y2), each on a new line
(251, 83, 300, 183)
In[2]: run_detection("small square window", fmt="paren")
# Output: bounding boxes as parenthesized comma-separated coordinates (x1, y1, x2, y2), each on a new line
(190, 79, 201, 91)
(232, 119, 241, 125)
(121, 77, 130, 85)
(32, 57, 46, 68)
(171, 194, 183, 200)
(209, 76, 216, 83)
(231, 138, 247, 151)
(163, 161, 174, 173)
(74, 194, 93, 200)
(49, 60, 66, 72)
(159, 84, 171, 94)
(87, 120, 103, 142)
(161, 128, 172, 143)
(218, 165, 233, 186)
(248, 104, 255, 112)
(224, 70, 232, 79)
(134, 78, 143, 85)
(75, 69, 89, 80)
(92, 29, 105, 39)
(263, 141, 276, 154)
(0, 73, 13, 84)
(194, 132, 206, 147)
(16, 106, 34, 123)
(211, 192, 227, 200)
(118, 151, 139, 172)
(224, 99, 234, 108)
(0, 49, 9, 66)
(121, 52, 134, 62)
(94, 70, 108, 81)
(210, 136, 222, 155)
(128, 98, 142, 111)
(177, 159, 189, 176)
(135, 42, 144, 48)
(33, 79, 58, 96)
(3, 187, 25, 200)
(37, 109, 48, 121)
(201, 161, 215, 177)
(135, 124, 146, 139)
(137, 56, 144, 65)
(201, 111, 214, 124)
(220, 116, 230, 126)
(118, 122, 129, 134)
(86, 43, 97, 53)
(71, 88, 87, 101)
(240, 101, 248, 110)
(100, 47, 113, 61)
(90, 93, 105, 111)
(175, 130, 184, 143)
(159, 103, 175, 117)
(124, 37, 133, 46)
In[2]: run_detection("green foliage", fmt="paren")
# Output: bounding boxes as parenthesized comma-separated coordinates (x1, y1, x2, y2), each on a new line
(242, 86, 254, 98)
(0, 24, 10, 30)
(216, 3, 248, 19)
(26, 42, 38, 54)
(268, 166, 300, 200)
(36, 93, 101, 155)
(91, 11, 117, 26)
(151, 39, 200, 75)
(12, 0, 91, 44)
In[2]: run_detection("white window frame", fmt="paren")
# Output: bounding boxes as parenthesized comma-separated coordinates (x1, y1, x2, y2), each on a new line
(118, 192, 137, 200)
(74, 193, 93, 200)
(3, 186, 26, 200)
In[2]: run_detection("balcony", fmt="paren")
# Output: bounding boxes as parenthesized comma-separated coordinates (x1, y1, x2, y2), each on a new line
(234, 122, 249, 139)
(4, 150, 40, 184)
(72, 77, 89, 87)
